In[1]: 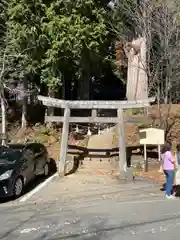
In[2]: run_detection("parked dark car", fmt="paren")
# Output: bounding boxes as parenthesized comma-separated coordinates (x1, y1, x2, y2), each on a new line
(0, 143, 50, 198)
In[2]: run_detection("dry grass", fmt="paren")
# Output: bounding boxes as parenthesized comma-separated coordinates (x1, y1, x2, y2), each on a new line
(7, 124, 89, 161)
(134, 166, 165, 184)
(7, 124, 61, 160)
(113, 104, 180, 147)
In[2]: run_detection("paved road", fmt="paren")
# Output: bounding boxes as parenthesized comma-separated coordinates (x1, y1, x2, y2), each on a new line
(0, 175, 180, 240)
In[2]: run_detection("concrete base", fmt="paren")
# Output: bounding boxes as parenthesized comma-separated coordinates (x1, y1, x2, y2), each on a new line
(117, 167, 134, 183)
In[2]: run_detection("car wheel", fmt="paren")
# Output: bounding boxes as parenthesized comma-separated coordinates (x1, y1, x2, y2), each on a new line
(44, 163, 49, 176)
(13, 177, 23, 198)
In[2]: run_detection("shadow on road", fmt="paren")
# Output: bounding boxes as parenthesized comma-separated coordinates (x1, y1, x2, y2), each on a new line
(52, 213, 180, 240)
(160, 183, 180, 197)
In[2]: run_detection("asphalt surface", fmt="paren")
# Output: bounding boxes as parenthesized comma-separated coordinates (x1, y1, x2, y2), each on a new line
(0, 176, 180, 240)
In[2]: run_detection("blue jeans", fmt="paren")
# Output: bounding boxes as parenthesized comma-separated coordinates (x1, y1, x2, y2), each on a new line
(164, 170, 174, 196)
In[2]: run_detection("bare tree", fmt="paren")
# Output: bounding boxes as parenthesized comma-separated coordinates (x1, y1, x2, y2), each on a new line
(0, 1, 34, 142)
(0, 52, 7, 145)
(113, 0, 180, 138)
(0, 0, 9, 145)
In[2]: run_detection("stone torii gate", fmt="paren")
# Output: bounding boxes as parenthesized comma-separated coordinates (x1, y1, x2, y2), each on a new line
(38, 95, 155, 179)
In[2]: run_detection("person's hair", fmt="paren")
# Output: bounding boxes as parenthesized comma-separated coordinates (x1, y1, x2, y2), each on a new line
(166, 141, 172, 147)
(161, 142, 172, 154)
(177, 144, 180, 151)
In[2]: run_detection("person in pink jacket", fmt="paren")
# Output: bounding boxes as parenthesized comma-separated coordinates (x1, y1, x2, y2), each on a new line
(162, 142, 176, 199)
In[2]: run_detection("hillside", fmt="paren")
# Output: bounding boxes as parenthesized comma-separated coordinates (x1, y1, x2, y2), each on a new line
(113, 104, 180, 148)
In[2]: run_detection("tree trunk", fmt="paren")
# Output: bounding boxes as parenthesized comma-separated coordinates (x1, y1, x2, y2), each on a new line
(46, 88, 56, 127)
(125, 37, 148, 101)
(1, 96, 6, 145)
(77, 61, 91, 117)
(77, 77, 90, 100)
(77, 61, 90, 100)
(21, 77, 28, 128)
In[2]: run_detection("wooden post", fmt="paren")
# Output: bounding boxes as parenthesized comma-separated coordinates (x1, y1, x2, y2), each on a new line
(158, 144, 163, 173)
(91, 109, 97, 118)
(158, 144, 161, 162)
(117, 108, 127, 179)
(144, 144, 148, 172)
(59, 107, 70, 177)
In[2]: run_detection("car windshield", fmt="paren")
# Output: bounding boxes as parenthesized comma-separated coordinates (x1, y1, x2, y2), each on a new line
(0, 147, 22, 163)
